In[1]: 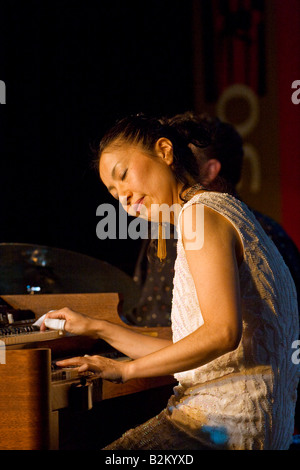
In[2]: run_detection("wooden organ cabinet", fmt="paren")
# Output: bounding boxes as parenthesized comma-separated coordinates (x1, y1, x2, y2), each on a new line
(0, 293, 174, 450)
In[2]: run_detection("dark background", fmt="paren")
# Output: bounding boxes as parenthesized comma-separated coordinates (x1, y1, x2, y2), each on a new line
(0, 0, 194, 276)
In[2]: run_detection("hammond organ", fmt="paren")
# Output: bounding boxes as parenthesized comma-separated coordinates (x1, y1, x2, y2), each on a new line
(0, 293, 174, 450)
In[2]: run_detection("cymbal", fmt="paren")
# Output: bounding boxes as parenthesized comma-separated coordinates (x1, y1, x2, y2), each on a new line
(0, 243, 140, 317)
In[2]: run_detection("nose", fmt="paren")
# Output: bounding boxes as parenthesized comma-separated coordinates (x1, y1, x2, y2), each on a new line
(118, 189, 133, 209)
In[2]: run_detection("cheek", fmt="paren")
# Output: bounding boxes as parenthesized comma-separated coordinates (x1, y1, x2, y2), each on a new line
(130, 160, 157, 188)
(131, 158, 174, 200)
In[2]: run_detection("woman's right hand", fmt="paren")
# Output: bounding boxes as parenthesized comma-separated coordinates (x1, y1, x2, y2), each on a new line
(40, 307, 97, 337)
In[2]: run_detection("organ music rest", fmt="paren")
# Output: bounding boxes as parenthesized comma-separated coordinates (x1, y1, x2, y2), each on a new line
(0, 293, 174, 450)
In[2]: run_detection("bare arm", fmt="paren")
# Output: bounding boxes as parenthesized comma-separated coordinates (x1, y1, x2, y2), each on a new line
(93, 320, 172, 359)
(41, 308, 172, 359)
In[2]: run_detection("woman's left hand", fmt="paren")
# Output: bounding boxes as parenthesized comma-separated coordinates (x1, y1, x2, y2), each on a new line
(56, 355, 130, 383)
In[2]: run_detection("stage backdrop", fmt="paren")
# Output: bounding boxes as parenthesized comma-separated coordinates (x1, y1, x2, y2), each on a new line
(192, 0, 300, 249)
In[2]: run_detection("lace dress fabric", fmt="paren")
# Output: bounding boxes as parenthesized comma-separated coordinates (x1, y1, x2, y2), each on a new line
(104, 192, 299, 450)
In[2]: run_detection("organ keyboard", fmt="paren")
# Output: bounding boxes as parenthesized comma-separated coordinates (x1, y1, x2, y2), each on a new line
(0, 293, 174, 450)
(1, 329, 61, 345)
(0, 299, 62, 345)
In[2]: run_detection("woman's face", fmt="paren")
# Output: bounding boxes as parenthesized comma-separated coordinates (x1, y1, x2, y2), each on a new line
(99, 139, 182, 222)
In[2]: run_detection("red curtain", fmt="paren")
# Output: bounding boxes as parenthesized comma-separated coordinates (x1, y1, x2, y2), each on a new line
(275, 0, 300, 249)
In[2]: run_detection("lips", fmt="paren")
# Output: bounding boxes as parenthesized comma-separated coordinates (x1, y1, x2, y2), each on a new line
(132, 197, 145, 213)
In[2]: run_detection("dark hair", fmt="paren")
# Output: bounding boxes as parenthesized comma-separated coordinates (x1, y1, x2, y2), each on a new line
(95, 111, 244, 198)
(96, 113, 200, 201)
(166, 111, 244, 192)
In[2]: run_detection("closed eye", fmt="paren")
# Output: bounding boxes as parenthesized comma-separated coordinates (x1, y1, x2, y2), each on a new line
(107, 168, 127, 200)
(121, 169, 128, 181)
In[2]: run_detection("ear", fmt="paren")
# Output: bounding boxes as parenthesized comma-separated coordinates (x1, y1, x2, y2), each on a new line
(154, 138, 174, 166)
(202, 159, 221, 184)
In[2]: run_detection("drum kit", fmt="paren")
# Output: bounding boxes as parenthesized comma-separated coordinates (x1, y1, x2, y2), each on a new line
(0, 243, 140, 320)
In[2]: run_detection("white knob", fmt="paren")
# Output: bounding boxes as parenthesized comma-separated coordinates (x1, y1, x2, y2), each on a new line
(44, 318, 66, 331)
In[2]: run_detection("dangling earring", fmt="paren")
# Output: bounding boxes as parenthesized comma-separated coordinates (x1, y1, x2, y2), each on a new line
(157, 222, 166, 262)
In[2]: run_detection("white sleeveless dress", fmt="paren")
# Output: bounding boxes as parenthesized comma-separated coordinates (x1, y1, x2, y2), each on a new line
(169, 192, 299, 450)
(104, 192, 299, 450)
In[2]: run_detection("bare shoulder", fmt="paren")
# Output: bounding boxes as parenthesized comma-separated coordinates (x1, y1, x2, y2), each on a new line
(181, 202, 237, 246)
